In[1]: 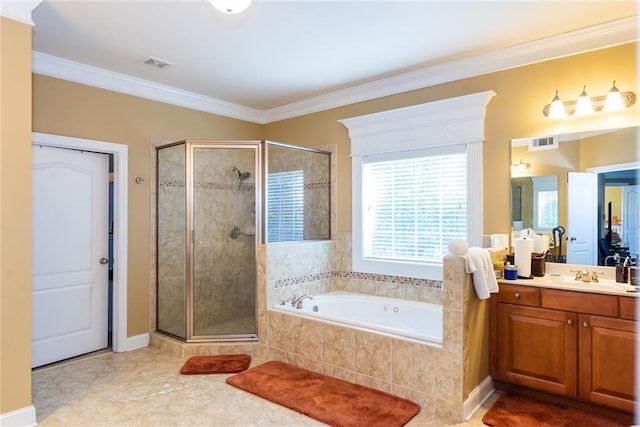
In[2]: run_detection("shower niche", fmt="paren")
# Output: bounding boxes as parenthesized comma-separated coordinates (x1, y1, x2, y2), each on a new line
(156, 140, 330, 342)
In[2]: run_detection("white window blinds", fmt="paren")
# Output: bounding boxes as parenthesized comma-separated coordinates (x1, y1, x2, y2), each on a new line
(267, 170, 304, 242)
(362, 147, 467, 264)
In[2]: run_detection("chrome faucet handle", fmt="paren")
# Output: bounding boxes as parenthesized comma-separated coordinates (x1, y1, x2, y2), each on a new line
(291, 294, 297, 307)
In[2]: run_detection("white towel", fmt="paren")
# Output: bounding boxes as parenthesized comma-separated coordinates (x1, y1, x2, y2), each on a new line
(465, 247, 499, 300)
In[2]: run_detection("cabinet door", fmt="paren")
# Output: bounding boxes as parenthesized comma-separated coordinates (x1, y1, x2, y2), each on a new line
(497, 304, 577, 397)
(579, 314, 637, 413)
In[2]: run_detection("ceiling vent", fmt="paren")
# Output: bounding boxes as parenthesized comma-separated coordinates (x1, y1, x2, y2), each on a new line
(528, 135, 559, 151)
(140, 56, 173, 69)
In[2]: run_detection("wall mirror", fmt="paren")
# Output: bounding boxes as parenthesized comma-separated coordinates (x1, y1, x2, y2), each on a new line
(511, 126, 639, 266)
(265, 142, 331, 243)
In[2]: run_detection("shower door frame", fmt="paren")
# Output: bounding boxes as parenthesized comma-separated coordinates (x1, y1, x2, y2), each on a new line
(157, 140, 262, 343)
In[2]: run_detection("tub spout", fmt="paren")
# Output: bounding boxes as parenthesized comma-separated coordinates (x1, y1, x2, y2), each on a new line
(292, 294, 314, 309)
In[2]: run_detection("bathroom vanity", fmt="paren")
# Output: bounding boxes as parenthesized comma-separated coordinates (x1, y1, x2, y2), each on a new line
(489, 265, 637, 415)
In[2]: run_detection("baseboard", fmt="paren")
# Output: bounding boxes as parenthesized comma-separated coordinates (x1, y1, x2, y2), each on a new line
(0, 405, 37, 427)
(120, 333, 150, 352)
(463, 376, 495, 421)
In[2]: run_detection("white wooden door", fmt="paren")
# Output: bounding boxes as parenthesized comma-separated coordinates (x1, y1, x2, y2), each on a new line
(622, 185, 639, 258)
(567, 172, 597, 265)
(32, 145, 110, 368)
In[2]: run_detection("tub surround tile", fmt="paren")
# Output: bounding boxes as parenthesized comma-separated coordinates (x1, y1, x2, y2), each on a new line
(354, 373, 394, 394)
(292, 317, 323, 361)
(321, 324, 355, 370)
(321, 363, 356, 383)
(354, 331, 392, 382)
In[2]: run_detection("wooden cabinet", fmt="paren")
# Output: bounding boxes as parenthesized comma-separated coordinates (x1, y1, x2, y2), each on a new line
(496, 303, 577, 397)
(579, 314, 636, 413)
(490, 283, 637, 414)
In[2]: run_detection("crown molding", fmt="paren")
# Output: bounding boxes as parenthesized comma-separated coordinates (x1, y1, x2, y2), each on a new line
(263, 16, 638, 123)
(0, 0, 43, 25)
(32, 52, 265, 123)
(32, 16, 637, 124)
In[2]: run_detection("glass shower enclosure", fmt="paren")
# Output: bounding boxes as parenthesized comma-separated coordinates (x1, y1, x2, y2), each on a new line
(156, 141, 261, 341)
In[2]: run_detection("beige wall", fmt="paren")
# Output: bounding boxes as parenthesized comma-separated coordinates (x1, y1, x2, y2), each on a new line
(0, 17, 33, 414)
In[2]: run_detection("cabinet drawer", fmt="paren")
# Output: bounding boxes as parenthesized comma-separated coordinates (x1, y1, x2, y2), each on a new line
(541, 289, 618, 317)
(498, 284, 540, 306)
(620, 297, 637, 320)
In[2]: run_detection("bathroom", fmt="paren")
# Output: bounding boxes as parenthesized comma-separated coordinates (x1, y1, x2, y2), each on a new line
(3, 13, 638, 425)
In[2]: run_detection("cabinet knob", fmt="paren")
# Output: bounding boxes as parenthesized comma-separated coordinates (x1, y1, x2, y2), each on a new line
(567, 319, 573, 326)
(582, 321, 589, 328)
(514, 293, 520, 299)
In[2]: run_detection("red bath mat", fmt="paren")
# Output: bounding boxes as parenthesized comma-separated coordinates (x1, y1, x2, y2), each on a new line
(226, 360, 420, 427)
(179, 354, 251, 375)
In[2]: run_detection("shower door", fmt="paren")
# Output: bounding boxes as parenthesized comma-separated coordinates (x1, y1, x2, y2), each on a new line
(157, 141, 259, 342)
(189, 143, 259, 340)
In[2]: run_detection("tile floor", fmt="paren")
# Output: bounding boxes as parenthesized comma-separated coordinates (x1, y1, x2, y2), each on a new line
(32, 347, 499, 426)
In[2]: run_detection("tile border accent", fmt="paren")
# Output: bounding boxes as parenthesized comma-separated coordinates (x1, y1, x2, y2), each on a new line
(274, 270, 443, 289)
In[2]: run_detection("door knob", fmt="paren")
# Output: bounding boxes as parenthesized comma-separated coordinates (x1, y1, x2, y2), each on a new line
(567, 319, 573, 326)
(570, 237, 576, 242)
(99, 258, 109, 265)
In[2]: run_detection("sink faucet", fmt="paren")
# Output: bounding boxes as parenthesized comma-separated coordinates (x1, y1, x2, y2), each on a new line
(571, 270, 603, 283)
(291, 294, 314, 309)
(572, 270, 591, 282)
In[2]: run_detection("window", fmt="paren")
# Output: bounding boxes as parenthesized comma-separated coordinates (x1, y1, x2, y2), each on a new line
(340, 91, 495, 280)
(532, 175, 558, 230)
(267, 171, 304, 242)
(362, 147, 467, 264)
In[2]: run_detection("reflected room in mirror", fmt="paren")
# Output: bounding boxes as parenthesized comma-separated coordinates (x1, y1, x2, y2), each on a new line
(511, 126, 639, 266)
(265, 142, 331, 243)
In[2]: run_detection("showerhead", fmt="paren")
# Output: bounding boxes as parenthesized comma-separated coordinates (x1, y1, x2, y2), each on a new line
(232, 166, 251, 181)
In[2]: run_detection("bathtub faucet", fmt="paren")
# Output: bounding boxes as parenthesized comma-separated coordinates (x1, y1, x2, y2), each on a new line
(291, 294, 314, 309)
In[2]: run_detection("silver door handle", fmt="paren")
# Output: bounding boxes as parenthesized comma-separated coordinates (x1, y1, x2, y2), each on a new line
(99, 258, 109, 265)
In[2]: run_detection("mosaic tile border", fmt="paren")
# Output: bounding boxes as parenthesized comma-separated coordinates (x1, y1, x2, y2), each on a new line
(274, 270, 443, 289)
(159, 180, 255, 192)
(159, 180, 329, 191)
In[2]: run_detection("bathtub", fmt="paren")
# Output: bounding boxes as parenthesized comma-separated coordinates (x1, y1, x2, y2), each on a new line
(272, 292, 442, 346)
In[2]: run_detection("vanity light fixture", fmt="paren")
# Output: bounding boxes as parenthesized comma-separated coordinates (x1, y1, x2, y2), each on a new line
(511, 160, 531, 172)
(208, 0, 252, 14)
(543, 81, 636, 119)
(574, 85, 595, 116)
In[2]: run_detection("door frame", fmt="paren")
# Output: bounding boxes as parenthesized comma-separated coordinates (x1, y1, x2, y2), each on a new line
(32, 132, 129, 352)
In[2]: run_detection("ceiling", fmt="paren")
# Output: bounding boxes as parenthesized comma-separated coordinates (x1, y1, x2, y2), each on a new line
(29, 0, 638, 123)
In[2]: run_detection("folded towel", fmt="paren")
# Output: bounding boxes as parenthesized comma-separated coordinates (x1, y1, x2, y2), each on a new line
(465, 247, 499, 300)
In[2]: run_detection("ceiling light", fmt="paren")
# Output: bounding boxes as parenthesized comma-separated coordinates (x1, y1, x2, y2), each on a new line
(209, 0, 252, 14)
(543, 82, 636, 119)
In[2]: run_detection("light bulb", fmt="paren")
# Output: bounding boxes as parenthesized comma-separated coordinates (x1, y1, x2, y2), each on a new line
(574, 85, 595, 116)
(603, 81, 625, 112)
(209, 0, 252, 14)
(547, 90, 567, 119)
